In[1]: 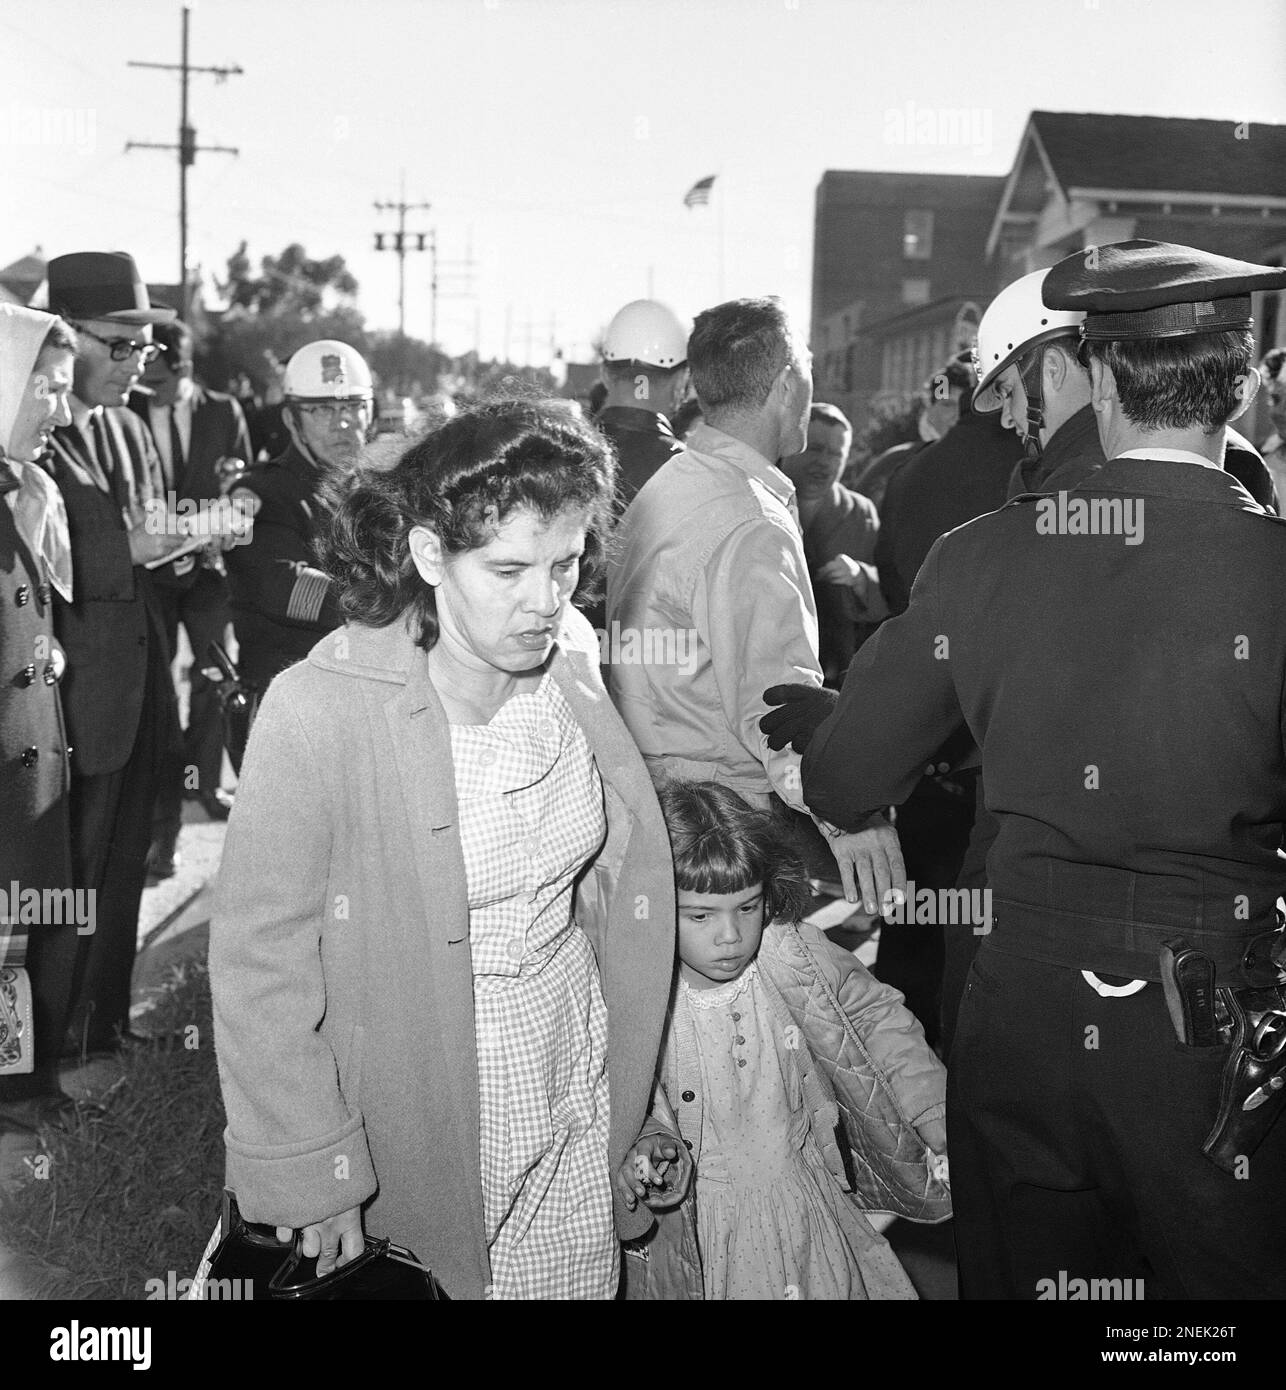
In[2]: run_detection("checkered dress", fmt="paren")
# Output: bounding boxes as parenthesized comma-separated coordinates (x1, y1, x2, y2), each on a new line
(450, 672, 617, 1299)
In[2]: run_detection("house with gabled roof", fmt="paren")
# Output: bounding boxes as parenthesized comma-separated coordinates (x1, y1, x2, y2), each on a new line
(813, 112, 1286, 442)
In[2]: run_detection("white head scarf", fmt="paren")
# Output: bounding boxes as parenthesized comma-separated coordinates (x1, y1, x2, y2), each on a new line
(0, 303, 73, 599)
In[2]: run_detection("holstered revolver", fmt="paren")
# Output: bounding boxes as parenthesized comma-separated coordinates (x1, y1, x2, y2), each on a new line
(1161, 931, 1286, 1175)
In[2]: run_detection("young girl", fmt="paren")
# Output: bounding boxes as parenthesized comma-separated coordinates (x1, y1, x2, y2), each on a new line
(618, 781, 950, 1300)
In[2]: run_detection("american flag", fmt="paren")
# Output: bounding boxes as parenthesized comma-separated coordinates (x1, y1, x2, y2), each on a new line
(683, 175, 716, 208)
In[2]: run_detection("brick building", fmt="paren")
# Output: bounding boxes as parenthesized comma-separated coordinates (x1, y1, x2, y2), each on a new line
(814, 112, 1286, 440)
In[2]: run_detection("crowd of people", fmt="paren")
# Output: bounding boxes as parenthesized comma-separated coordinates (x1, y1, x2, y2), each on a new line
(4, 237, 1286, 1301)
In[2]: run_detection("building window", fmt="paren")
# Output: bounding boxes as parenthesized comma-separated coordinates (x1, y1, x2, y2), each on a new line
(902, 278, 930, 306)
(903, 209, 933, 260)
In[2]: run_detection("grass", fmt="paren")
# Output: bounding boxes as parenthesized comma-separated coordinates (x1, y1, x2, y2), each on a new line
(0, 959, 226, 1300)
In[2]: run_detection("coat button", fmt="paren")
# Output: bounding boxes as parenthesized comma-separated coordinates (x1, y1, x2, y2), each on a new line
(681, 1090, 695, 1103)
(731, 1011, 741, 1022)
(736, 1058, 746, 1068)
(36, 583, 52, 604)
(21, 746, 38, 768)
(64, 746, 74, 759)
(735, 1035, 745, 1045)
(14, 584, 29, 606)
(19, 664, 36, 687)
(683, 1139, 693, 1151)
(42, 661, 58, 686)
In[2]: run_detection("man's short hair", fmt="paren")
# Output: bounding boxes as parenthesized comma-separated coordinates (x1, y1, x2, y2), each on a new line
(688, 296, 801, 415)
(152, 318, 194, 368)
(809, 402, 851, 434)
(1085, 329, 1255, 432)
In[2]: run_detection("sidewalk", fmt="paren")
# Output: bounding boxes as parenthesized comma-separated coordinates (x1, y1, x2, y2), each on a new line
(0, 808, 226, 1297)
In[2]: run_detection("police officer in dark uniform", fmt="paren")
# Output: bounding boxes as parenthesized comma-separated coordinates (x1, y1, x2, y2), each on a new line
(224, 340, 371, 697)
(594, 299, 687, 510)
(769, 241, 1286, 1299)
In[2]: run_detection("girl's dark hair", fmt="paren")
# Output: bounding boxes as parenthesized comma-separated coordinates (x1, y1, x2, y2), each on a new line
(657, 780, 811, 926)
(321, 397, 617, 649)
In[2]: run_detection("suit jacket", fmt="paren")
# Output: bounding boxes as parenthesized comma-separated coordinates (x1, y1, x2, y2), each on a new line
(43, 408, 169, 776)
(875, 410, 1024, 617)
(210, 605, 677, 1300)
(804, 457, 1286, 985)
(129, 383, 252, 506)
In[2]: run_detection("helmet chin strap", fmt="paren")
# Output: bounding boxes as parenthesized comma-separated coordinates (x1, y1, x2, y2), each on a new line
(1018, 346, 1047, 463)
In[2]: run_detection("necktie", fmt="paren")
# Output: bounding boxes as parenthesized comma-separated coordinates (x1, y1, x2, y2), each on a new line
(168, 408, 184, 492)
(91, 410, 131, 516)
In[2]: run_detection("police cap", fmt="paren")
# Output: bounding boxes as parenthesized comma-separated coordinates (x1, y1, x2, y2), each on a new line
(1042, 239, 1286, 342)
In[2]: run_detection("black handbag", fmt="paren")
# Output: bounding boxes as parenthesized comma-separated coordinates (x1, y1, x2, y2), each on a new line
(200, 1189, 448, 1301)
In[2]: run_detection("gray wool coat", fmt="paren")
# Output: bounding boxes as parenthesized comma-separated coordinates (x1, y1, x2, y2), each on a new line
(209, 604, 676, 1300)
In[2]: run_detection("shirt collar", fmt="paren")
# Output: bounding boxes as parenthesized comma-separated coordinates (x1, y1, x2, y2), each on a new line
(69, 394, 100, 434)
(685, 422, 795, 509)
(1114, 447, 1222, 470)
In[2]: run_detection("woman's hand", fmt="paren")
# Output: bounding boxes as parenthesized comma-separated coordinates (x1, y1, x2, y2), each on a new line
(276, 1205, 365, 1276)
(614, 1134, 692, 1212)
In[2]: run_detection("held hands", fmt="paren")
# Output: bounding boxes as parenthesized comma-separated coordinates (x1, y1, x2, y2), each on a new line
(614, 1133, 693, 1213)
(760, 683, 839, 754)
(276, 1205, 365, 1277)
(821, 814, 906, 914)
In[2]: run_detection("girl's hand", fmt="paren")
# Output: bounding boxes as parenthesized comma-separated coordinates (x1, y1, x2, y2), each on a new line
(916, 1117, 948, 1158)
(615, 1135, 692, 1212)
(275, 1205, 365, 1276)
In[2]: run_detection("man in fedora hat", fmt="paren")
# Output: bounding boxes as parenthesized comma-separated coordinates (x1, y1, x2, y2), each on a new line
(41, 251, 191, 1056)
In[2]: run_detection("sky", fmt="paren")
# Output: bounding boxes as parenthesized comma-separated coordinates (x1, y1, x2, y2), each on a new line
(2, 0, 1284, 368)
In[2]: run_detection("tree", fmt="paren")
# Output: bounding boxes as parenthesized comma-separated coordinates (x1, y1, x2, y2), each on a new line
(366, 331, 452, 398)
(198, 242, 367, 395)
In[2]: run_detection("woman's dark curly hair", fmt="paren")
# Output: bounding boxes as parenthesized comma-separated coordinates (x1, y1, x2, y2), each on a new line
(321, 398, 617, 649)
(657, 780, 811, 926)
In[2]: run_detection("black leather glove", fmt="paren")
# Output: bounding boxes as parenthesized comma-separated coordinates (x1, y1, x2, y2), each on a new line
(760, 683, 839, 754)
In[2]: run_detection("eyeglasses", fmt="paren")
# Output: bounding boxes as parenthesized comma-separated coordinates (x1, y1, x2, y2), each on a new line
(296, 401, 372, 423)
(74, 324, 161, 364)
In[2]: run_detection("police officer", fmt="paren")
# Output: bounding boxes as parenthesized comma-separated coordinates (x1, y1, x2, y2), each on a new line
(224, 340, 372, 694)
(770, 240, 1286, 1299)
(596, 299, 688, 511)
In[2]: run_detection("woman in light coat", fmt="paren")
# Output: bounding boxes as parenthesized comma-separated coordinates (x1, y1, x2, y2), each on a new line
(210, 400, 676, 1299)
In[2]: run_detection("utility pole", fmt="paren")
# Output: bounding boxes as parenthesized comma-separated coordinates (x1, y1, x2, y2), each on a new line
(127, 2, 241, 318)
(373, 170, 432, 338)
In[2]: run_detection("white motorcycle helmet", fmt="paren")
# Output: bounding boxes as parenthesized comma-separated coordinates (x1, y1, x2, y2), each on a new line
(972, 269, 1084, 414)
(282, 339, 374, 402)
(602, 300, 689, 368)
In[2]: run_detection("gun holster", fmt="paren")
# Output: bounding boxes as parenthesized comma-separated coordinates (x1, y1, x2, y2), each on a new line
(1201, 982, 1286, 1174)
(1162, 930, 1286, 1175)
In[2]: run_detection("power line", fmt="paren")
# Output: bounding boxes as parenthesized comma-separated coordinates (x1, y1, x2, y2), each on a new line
(125, 1, 241, 316)
(373, 170, 432, 339)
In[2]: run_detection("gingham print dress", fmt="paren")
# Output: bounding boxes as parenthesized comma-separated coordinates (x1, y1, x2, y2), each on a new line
(450, 671, 617, 1300)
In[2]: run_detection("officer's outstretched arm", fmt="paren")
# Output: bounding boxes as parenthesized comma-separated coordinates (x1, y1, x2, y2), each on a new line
(802, 533, 965, 828)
